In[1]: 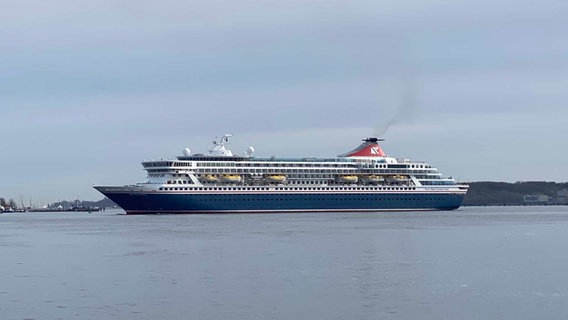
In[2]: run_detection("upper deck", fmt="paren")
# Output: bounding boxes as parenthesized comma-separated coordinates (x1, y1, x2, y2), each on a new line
(139, 134, 456, 187)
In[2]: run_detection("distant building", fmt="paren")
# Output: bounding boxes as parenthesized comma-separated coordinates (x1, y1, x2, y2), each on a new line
(523, 194, 551, 205)
(558, 189, 568, 205)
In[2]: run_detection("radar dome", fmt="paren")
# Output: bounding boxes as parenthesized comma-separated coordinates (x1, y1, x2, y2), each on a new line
(247, 146, 255, 154)
(183, 147, 191, 156)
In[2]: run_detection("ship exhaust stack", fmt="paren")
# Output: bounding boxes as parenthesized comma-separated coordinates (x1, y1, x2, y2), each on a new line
(339, 137, 387, 157)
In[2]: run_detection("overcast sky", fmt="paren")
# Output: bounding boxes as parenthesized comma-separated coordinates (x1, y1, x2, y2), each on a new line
(1, 0, 567, 204)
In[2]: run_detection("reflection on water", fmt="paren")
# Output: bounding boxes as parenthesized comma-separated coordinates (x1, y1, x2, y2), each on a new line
(1, 206, 568, 320)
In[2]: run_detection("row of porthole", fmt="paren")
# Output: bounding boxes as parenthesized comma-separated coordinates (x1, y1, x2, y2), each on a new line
(373, 164, 428, 169)
(197, 162, 353, 168)
(192, 162, 430, 169)
(159, 187, 418, 191)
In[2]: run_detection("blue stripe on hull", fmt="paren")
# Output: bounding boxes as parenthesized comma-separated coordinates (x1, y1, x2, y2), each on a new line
(101, 192, 466, 214)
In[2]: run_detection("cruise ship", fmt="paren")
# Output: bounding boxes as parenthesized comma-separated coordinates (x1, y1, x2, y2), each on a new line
(94, 134, 468, 214)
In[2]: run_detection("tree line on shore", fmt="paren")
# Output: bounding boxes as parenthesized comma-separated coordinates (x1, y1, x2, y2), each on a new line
(0, 197, 116, 211)
(463, 181, 568, 206)
(0, 198, 18, 210)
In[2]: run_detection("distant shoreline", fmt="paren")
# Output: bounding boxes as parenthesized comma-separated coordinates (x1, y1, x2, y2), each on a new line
(463, 181, 568, 206)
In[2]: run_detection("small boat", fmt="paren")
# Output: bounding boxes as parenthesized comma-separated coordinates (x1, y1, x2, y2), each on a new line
(201, 174, 219, 183)
(338, 175, 358, 183)
(265, 174, 287, 183)
(361, 175, 384, 184)
(219, 174, 242, 183)
(386, 175, 408, 184)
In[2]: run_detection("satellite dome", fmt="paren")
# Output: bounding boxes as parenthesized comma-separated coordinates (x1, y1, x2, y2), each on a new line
(247, 146, 255, 155)
(183, 147, 191, 156)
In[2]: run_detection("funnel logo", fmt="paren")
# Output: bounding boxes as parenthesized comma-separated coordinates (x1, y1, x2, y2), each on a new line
(371, 147, 379, 155)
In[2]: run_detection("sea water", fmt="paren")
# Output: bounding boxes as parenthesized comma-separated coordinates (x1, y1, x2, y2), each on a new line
(1, 206, 568, 320)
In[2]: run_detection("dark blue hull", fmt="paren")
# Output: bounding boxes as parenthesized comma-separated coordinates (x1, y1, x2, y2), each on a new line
(98, 190, 466, 214)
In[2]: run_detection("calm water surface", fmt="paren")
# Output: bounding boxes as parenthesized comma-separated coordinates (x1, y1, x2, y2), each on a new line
(2, 206, 568, 320)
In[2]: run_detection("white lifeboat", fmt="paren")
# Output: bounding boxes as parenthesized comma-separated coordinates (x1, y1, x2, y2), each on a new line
(201, 174, 219, 183)
(265, 175, 287, 183)
(361, 175, 384, 184)
(386, 175, 408, 184)
(338, 175, 358, 183)
(220, 174, 242, 183)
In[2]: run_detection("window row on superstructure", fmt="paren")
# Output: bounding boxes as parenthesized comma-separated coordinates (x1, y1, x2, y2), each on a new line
(420, 181, 456, 185)
(142, 161, 174, 167)
(143, 160, 435, 172)
(188, 168, 437, 175)
(158, 186, 419, 191)
(145, 168, 440, 178)
(173, 161, 193, 167)
(166, 180, 193, 185)
(195, 162, 358, 168)
(192, 161, 431, 169)
(414, 175, 444, 180)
